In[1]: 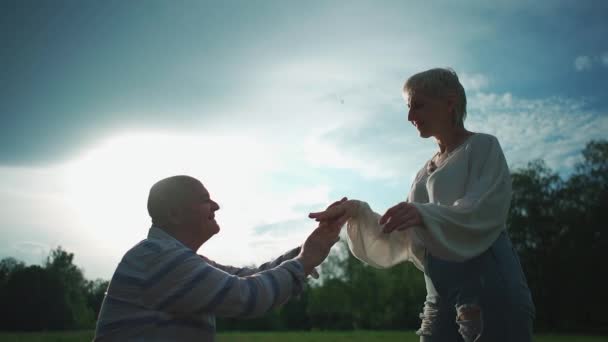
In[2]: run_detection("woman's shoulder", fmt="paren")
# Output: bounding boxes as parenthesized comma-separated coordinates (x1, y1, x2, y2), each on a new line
(469, 132, 499, 144)
(467, 132, 502, 150)
(461, 132, 503, 157)
(465, 132, 507, 164)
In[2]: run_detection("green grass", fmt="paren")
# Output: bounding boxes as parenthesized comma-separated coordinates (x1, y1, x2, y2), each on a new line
(217, 332, 608, 342)
(0, 331, 93, 342)
(0, 331, 606, 342)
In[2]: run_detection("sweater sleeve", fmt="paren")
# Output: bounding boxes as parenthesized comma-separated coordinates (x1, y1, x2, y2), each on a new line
(199, 247, 301, 276)
(345, 201, 425, 271)
(411, 135, 512, 261)
(145, 251, 305, 318)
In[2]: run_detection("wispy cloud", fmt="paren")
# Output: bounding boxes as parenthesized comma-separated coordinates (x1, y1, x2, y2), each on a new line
(468, 93, 606, 173)
(0, 132, 337, 276)
(3, 67, 604, 279)
(460, 72, 490, 92)
(2, 1, 608, 279)
(10, 241, 50, 264)
(574, 55, 593, 71)
(303, 82, 606, 186)
(574, 52, 608, 71)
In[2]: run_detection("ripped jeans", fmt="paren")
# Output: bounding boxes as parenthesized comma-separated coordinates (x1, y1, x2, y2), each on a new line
(417, 231, 535, 342)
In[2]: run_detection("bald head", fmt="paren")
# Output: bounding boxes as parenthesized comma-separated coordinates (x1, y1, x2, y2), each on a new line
(147, 175, 203, 227)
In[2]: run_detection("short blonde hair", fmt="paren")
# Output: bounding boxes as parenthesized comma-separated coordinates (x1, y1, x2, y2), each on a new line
(403, 68, 467, 126)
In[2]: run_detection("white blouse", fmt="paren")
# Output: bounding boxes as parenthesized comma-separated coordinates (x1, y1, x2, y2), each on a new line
(345, 133, 512, 272)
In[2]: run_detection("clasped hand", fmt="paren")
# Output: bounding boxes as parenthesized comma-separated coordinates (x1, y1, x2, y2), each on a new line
(299, 198, 423, 276)
(308, 199, 424, 234)
(297, 198, 350, 276)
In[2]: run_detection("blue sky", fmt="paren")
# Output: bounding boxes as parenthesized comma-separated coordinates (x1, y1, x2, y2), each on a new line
(1, 0, 607, 280)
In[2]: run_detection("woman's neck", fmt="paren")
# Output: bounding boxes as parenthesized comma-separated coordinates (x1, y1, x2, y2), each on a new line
(435, 127, 471, 154)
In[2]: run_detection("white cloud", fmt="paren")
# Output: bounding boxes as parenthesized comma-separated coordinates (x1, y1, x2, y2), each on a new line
(9, 241, 50, 264)
(0, 131, 339, 278)
(460, 72, 490, 92)
(303, 88, 606, 187)
(467, 93, 606, 173)
(3, 74, 605, 281)
(574, 55, 593, 71)
(3, 0, 608, 282)
(602, 52, 608, 66)
(574, 53, 608, 71)
(303, 132, 399, 180)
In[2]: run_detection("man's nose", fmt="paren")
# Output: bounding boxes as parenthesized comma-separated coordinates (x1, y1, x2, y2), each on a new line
(212, 201, 220, 211)
(407, 108, 414, 122)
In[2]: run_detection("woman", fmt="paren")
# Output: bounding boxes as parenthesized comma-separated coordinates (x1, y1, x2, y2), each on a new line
(310, 68, 535, 341)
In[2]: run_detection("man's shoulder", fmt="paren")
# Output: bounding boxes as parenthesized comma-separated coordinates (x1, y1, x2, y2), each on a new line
(114, 237, 195, 283)
(118, 236, 189, 271)
(125, 236, 187, 259)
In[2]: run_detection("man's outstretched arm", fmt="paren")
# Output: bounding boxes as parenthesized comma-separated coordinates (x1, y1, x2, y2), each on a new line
(200, 198, 347, 277)
(147, 217, 344, 318)
(198, 247, 301, 276)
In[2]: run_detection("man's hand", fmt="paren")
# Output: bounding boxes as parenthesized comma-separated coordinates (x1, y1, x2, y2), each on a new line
(379, 201, 423, 233)
(297, 208, 349, 276)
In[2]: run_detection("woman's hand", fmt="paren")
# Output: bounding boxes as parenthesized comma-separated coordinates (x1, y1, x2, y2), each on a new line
(308, 198, 358, 227)
(379, 202, 424, 233)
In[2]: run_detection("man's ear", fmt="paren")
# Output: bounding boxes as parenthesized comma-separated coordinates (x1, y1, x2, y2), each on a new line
(167, 207, 183, 225)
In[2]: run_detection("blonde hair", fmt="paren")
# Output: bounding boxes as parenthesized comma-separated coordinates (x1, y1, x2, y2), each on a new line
(403, 68, 467, 126)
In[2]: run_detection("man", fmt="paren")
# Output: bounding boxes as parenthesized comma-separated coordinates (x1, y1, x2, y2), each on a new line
(94, 175, 345, 341)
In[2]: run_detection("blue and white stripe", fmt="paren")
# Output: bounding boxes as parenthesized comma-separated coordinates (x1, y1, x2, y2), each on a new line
(94, 226, 305, 341)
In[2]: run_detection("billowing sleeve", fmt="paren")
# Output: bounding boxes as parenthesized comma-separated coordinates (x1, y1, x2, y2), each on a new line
(411, 135, 512, 261)
(346, 201, 425, 271)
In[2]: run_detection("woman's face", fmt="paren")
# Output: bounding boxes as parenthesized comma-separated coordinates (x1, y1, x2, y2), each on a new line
(406, 91, 455, 138)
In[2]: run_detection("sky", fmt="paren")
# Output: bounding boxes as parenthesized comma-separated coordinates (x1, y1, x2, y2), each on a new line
(1, 0, 607, 280)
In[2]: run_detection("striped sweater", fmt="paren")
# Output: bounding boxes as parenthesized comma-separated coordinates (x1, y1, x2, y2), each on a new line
(94, 226, 305, 341)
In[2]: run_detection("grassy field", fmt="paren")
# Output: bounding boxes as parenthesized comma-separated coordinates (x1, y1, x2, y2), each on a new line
(0, 331, 607, 342)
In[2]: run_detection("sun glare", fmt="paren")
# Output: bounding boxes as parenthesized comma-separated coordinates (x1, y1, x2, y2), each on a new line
(60, 132, 300, 262)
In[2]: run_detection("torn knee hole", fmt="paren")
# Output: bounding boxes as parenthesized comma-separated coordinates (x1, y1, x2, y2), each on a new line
(456, 304, 482, 342)
(457, 304, 481, 321)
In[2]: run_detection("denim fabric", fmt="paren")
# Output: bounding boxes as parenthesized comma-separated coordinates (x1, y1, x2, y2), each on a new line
(418, 231, 535, 342)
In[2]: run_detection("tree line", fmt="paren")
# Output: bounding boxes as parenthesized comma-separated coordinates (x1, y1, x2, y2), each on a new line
(0, 248, 108, 331)
(1, 140, 606, 333)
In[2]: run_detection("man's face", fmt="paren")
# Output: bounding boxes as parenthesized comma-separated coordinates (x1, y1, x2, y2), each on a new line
(183, 183, 221, 244)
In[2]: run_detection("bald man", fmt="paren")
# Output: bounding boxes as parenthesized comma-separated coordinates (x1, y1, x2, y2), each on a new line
(94, 175, 345, 341)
